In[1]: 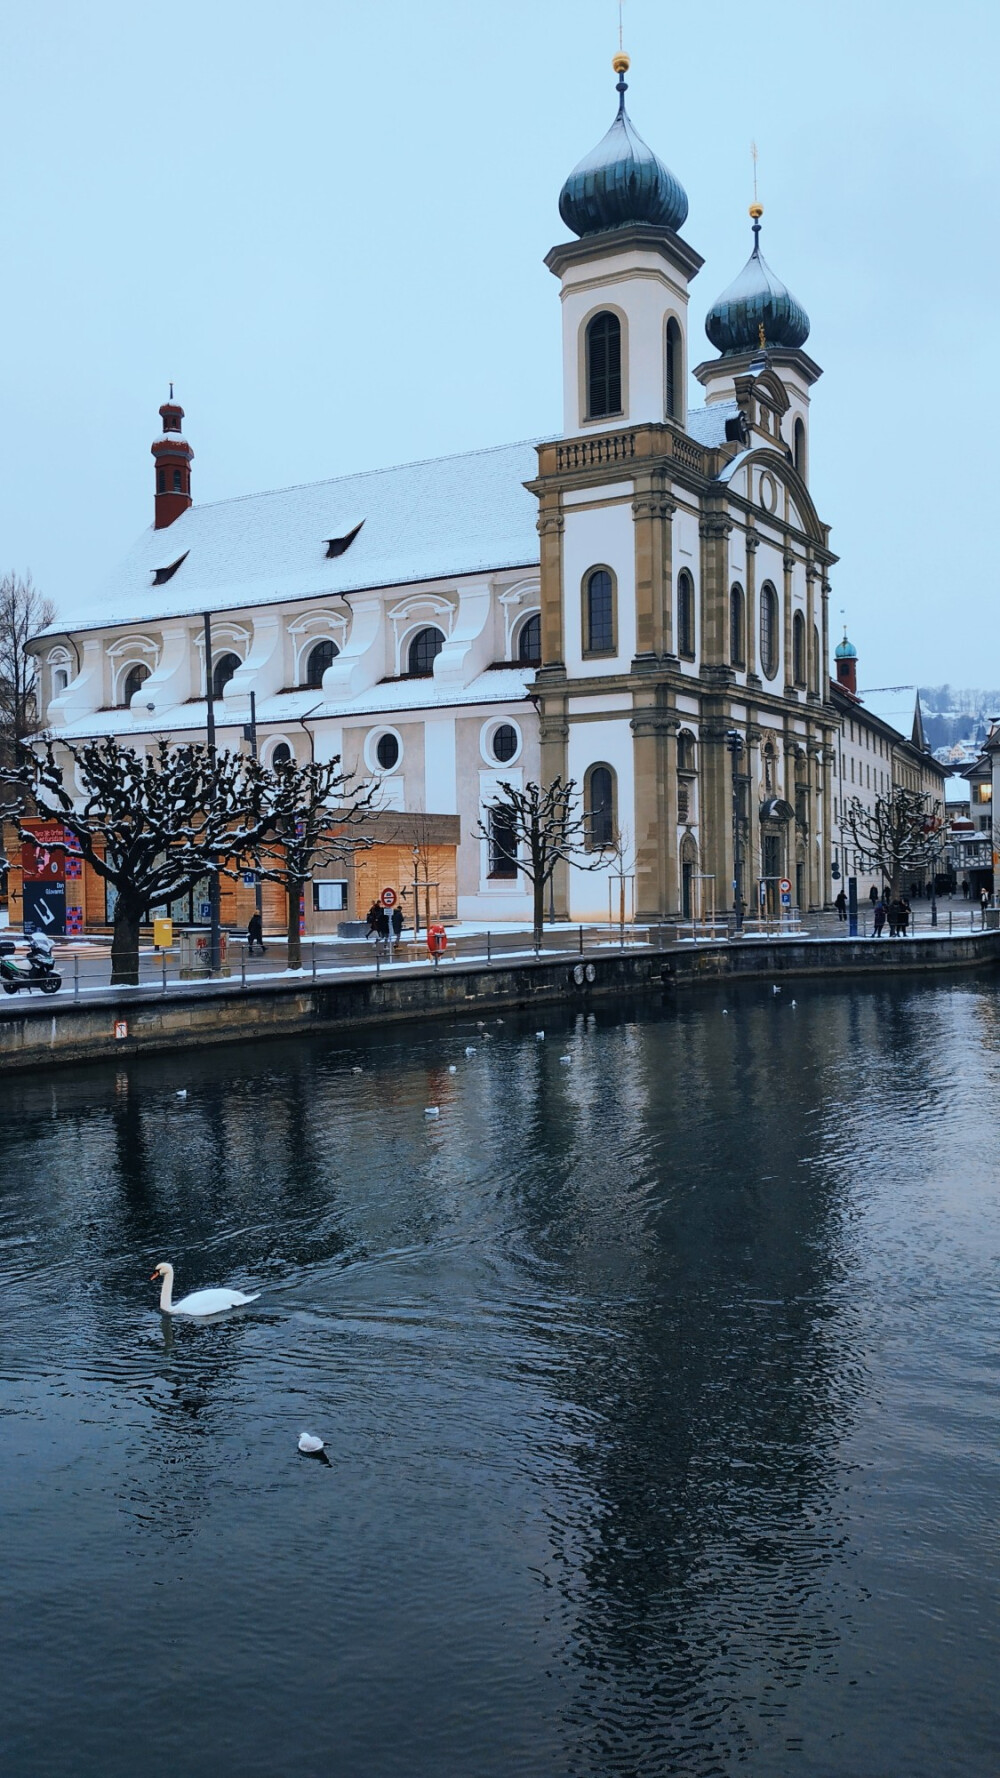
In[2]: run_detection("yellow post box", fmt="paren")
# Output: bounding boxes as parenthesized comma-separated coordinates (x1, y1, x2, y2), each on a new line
(153, 917, 173, 950)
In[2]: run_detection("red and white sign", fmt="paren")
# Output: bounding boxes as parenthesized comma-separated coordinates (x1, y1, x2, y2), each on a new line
(778, 877, 791, 896)
(379, 887, 397, 908)
(426, 923, 447, 956)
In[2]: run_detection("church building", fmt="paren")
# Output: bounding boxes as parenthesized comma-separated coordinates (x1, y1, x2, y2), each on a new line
(27, 56, 840, 936)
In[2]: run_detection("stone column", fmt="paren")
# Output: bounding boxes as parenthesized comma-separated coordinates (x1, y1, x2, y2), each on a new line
(745, 532, 760, 684)
(699, 514, 733, 669)
(540, 708, 570, 917)
(536, 500, 565, 668)
(782, 548, 796, 695)
(700, 718, 735, 917)
(821, 576, 832, 702)
(632, 481, 675, 660)
(805, 558, 819, 699)
(631, 703, 678, 919)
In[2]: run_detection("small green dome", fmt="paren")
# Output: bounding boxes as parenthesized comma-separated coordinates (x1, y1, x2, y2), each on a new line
(835, 632, 858, 661)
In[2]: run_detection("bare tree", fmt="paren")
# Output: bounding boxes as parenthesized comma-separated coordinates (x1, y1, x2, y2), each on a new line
(476, 776, 609, 947)
(0, 572, 56, 770)
(247, 754, 375, 970)
(3, 737, 269, 984)
(842, 787, 940, 900)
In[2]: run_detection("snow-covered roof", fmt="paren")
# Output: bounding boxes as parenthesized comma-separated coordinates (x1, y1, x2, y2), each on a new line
(47, 667, 535, 743)
(944, 773, 972, 803)
(47, 439, 547, 635)
(686, 400, 739, 448)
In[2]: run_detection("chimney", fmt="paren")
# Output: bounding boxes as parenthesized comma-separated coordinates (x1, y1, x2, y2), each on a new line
(151, 387, 194, 528)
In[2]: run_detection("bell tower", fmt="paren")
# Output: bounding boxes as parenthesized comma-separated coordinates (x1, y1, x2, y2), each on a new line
(151, 387, 194, 528)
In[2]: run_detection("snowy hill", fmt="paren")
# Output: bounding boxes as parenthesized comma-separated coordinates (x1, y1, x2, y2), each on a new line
(919, 687, 1000, 764)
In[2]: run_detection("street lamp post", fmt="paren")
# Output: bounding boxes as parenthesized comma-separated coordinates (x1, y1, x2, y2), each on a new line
(203, 611, 221, 973)
(726, 730, 745, 931)
(243, 689, 264, 926)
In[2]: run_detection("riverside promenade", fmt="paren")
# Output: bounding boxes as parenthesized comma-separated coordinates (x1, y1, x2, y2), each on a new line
(2, 917, 998, 1074)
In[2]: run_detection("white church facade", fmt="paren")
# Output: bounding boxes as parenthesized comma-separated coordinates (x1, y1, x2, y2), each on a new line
(31, 55, 841, 934)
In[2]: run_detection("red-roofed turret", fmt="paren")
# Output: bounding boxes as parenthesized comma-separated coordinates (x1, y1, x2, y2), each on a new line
(151, 386, 194, 528)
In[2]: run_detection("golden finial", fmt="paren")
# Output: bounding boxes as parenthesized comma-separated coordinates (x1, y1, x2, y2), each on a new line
(749, 202, 764, 221)
(613, 52, 630, 72)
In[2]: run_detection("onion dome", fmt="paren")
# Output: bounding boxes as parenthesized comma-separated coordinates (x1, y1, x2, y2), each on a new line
(835, 630, 857, 661)
(559, 56, 688, 238)
(705, 210, 810, 355)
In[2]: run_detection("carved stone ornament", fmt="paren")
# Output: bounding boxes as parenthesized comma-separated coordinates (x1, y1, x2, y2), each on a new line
(745, 532, 761, 553)
(782, 552, 796, 573)
(699, 516, 733, 541)
(536, 512, 565, 536)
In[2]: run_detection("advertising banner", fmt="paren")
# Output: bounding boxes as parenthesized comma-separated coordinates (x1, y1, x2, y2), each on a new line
(23, 881, 66, 936)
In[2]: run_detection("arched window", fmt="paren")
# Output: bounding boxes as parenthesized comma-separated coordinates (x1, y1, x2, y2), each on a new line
(212, 651, 240, 700)
(811, 624, 821, 695)
(677, 570, 695, 659)
(677, 730, 695, 772)
(305, 639, 338, 688)
(793, 612, 806, 686)
(730, 583, 745, 668)
(584, 568, 615, 654)
(586, 311, 622, 419)
(517, 612, 541, 666)
(760, 584, 778, 679)
(586, 764, 616, 849)
(271, 741, 293, 766)
(123, 663, 150, 705)
(794, 418, 807, 479)
(52, 666, 69, 696)
(172, 469, 182, 493)
(407, 626, 444, 677)
(665, 317, 682, 420)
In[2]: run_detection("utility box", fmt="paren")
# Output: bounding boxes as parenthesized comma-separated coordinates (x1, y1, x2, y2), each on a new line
(178, 928, 230, 978)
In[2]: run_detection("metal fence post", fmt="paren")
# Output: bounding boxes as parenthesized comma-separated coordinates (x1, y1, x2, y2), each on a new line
(241, 948, 246, 989)
(74, 954, 79, 999)
(163, 950, 168, 993)
(487, 930, 491, 966)
(579, 925, 583, 955)
(312, 944, 317, 981)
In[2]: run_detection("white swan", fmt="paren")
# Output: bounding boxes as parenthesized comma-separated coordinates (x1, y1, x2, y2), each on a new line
(151, 1262, 260, 1317)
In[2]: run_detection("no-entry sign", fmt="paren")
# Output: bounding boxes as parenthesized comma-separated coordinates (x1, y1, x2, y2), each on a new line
(380, 887, 397, 908)
(778, 877, 791, 895)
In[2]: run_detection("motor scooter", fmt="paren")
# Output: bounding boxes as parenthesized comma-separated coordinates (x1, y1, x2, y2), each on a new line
(0, 932, 62, 995)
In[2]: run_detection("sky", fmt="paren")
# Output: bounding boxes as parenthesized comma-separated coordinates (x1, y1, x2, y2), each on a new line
(1, 0, 997, 689)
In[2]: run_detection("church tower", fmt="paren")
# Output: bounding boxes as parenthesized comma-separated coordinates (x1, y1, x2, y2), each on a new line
(151, 391, 194, 528)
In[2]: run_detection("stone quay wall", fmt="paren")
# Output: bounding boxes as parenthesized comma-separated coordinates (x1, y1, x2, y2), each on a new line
(2, 932, 998, 1075)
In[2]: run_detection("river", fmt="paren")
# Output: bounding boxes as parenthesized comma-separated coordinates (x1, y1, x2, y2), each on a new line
(2, 977, 998, 1776)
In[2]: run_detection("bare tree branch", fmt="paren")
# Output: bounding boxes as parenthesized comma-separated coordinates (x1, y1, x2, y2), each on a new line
(0, 572, 56, 773)
(842, 788, 941, 899)
(476, 777, 609, 946)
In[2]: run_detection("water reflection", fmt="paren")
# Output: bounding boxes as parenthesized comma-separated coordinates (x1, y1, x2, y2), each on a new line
(2, 979, 999, 1777)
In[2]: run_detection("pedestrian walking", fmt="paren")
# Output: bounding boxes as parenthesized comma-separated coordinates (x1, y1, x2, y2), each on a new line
(872, 897, 886, 938)
(900, 897, 911, 937)
(391, 905, 403, 943)
(962, 878, 970, 899)
(981, 887, 990, 915)
(365, 901, 381, 939)
(869, 884, 878, 908)
(834, 889, 847, 921)
(376, 907, 390, 943)
(247, 911, 265, 955)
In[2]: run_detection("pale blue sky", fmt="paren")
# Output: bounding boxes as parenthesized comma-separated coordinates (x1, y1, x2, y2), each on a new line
(2, 0, 996, 688)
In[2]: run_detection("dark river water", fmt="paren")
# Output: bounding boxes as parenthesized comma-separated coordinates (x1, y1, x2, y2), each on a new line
(2, 978, 998, 1777)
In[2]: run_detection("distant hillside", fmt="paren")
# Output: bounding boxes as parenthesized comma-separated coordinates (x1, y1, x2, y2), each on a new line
(918, 687, 1000, 763)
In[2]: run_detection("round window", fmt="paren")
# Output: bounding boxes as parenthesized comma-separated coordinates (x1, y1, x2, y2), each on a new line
(376, 732, 400, 771)
(492, 723, 518, 763)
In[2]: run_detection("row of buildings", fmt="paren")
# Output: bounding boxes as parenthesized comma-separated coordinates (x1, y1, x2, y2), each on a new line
(5, 56, 947, 937)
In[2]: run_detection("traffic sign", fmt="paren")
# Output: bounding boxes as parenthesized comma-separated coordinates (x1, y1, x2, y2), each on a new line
(778, 877, 791, 895)
(427, 923, 447, 956)
(380, 887, 397, 908)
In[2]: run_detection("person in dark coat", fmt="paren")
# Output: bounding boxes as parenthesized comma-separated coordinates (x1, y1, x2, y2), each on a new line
(390, 905, 403, 943)
(872, 898, 886, 937)
(899, 897, 911, 936)
(247, 911, 264, 955)
(376, 907, 390, 942)
(365, 901, 381, 938)
(834, 889, 847, 921)
(869, 884, 879, 907)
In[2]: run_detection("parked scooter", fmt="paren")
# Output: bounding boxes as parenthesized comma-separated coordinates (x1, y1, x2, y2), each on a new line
(0, 932, 62, 995)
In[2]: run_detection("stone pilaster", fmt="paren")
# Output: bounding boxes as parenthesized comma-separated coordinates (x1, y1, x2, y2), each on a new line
(699, 514, 733, 669)
(536, 500, 565, 668)
(631, 703, 678, 918)
(539, 709, 570, 917)
(745, 531, 760, 684)
(632, 481, 675, 659)
(782, 548, 796, 695)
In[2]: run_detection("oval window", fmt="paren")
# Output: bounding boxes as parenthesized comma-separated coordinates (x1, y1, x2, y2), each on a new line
(376, 732, 400, 771)
(492, 723, 518, 763)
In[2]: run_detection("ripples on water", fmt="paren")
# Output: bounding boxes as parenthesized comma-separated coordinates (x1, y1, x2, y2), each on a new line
(2, 980, 999, 1776)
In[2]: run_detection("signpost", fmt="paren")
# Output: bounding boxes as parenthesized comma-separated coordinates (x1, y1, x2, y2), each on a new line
(380, 887, 398, 960)
(779, 875, 792, 911)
